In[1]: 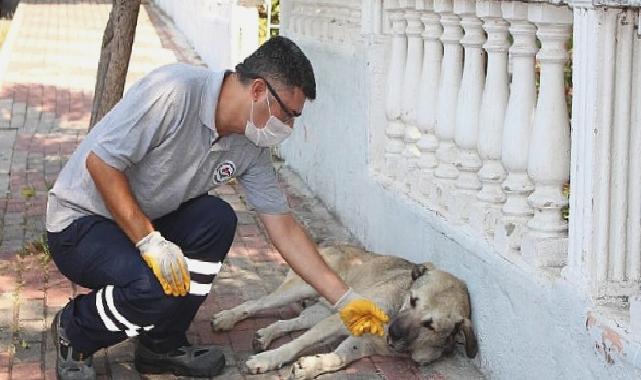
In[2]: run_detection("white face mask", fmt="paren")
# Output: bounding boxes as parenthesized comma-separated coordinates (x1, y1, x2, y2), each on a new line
(245, 95, 292, 147)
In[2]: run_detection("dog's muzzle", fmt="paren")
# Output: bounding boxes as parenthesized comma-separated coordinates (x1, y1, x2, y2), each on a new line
(387, 318, 409, 352)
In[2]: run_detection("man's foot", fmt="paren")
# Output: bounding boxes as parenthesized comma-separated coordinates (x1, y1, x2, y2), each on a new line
(134, 340, 226, 378)
(51, 310, 96, 380)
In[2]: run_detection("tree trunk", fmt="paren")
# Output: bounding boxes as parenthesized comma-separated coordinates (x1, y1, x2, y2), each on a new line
(90, 0, 142, 129)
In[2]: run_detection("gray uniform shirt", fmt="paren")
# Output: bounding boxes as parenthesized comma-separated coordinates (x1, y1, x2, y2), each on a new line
(46, 63, 290, 233)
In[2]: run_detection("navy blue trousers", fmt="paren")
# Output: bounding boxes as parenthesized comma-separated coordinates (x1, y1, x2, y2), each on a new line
(47, 195, 237, 355)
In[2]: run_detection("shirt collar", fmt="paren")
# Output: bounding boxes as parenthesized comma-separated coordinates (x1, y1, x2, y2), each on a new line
(199, 70, 232, 142)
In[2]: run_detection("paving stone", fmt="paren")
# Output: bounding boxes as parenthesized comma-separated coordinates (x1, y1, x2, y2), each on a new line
(107, 361, 141, 380)
(13, 342, 42, 363)
(0, 326, 12, 352)
(0, 131, 15, 176)
(10, 361, 42, 379)
(106, 339, 135, 363)
(17, 319, 44, 343)
(18, 300, 44, 321)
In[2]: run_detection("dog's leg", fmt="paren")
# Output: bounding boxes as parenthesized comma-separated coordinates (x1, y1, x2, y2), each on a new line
(245, 314, 347, 374)
(212, 274, 316, 331)
(254, 302, 332, 352)
(289, 335, 400, 380)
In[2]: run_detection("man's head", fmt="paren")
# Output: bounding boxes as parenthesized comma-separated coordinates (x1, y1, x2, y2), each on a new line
(238, 37, 314, 141)
(236, 35, 316, 103)
(216, 36, 315, 144)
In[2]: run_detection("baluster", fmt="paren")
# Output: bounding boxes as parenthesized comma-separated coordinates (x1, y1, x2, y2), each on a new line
(522, 3, 572, 267)
(338, 4, 351, 41)
(348, 1, 362, 41)
(474, 0, 509, 237)
(312, 1, 326, 39)
(384, 1, 408, 176)
(304, 1, 315, 36)
(400, 2, 424, 187)
(280, 0, 291, 35)
(433, 0, 463, 212)
(294, 1, 304, 35)
(453, 0, 485, 205)
(494, 1, 537, 255)
(416, 0, 442, 197)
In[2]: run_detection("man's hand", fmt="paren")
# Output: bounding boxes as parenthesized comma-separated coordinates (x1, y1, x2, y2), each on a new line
(334, 288, 389, 336)
(136, 231, 190, 297)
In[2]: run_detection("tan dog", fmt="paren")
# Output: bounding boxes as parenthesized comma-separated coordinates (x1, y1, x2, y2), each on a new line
(212, 245, 478, 379)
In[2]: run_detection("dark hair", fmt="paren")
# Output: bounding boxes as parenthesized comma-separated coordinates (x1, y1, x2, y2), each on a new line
(235, 36, 316, 100)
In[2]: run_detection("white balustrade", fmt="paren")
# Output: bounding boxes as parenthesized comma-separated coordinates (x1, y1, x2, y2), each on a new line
(282, 0, 641, 312)
(433, 0, 463, 210)
(494, 1, 537, 255)
(474, 0, 509, 237)
(415, 0, 442, 197)
(522, 3, 572, 267)
(384, 0, 408, 176)
(453, 0, 485, 197)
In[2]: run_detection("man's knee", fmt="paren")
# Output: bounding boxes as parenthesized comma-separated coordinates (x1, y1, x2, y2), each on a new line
(121, 271, 182, 322)
(188, 196, 237, 253)
(208, 196, 238, 239)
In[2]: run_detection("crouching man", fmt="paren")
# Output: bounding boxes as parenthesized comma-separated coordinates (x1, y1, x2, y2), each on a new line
(46, 36, 389, 379)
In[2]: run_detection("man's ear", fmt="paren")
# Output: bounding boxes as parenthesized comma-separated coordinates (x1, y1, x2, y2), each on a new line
(250, 78, 266, 101)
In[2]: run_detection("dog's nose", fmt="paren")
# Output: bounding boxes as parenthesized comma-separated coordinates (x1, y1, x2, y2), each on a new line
(388, 320, 403, 341)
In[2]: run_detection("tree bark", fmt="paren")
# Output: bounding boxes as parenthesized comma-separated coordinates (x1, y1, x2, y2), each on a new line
(90, 0, 142, 129)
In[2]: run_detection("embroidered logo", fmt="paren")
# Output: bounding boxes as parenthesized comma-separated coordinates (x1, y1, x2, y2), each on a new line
(213, 160, 236, 185)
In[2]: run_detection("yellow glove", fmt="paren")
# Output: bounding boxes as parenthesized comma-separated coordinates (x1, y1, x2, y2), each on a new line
(334, 288, 389, 337)
(136, 231, 190, 297)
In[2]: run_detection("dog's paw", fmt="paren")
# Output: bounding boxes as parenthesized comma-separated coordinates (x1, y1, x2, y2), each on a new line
(289, 354, 343, 380)
(211, 309, 242, 331)
(245, 351, 284, 374)
(289, 355, 331, 380)
(252, 329, 270, 353)
(289, 356, 319, 380)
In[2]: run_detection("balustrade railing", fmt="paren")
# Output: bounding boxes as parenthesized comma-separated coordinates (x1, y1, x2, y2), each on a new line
(281, 0, 641, 306)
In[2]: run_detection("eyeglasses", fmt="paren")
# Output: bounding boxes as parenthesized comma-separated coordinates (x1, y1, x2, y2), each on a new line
(262, 78, 301, 121)
(244, 72, 302, 121)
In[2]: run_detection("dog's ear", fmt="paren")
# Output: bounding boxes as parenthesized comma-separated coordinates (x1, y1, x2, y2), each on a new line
(411, 262, 434, 281)
(460, 318, 478, 358)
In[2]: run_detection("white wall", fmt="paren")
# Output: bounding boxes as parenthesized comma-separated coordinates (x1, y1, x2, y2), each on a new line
(278, 35, 641, 380)
(153, 0, 260, 70)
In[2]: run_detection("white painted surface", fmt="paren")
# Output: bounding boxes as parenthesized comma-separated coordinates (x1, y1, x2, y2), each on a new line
(153, 0, 259, 70)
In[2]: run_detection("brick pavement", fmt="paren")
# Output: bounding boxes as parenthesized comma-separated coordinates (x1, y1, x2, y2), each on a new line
(0, 1, 483, 379)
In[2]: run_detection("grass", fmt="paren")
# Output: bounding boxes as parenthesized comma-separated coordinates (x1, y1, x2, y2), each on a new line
(20, 233, 51, 264)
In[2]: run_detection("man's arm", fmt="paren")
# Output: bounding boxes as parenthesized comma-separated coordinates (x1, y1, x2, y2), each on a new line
(86, 152, 154, 243)
(86, 152, 189, 296)
(259, 212, 348, 304)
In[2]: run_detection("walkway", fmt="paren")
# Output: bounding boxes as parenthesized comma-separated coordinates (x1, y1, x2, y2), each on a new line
(0, 1, 483, 379)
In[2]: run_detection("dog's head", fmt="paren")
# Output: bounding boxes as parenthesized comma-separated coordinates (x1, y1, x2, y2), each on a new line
(387, 263, 478, 364)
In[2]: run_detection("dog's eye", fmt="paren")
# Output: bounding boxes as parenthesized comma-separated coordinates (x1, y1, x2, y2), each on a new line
(422, 318, 434, 330)
(410, 297, 418, 307)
